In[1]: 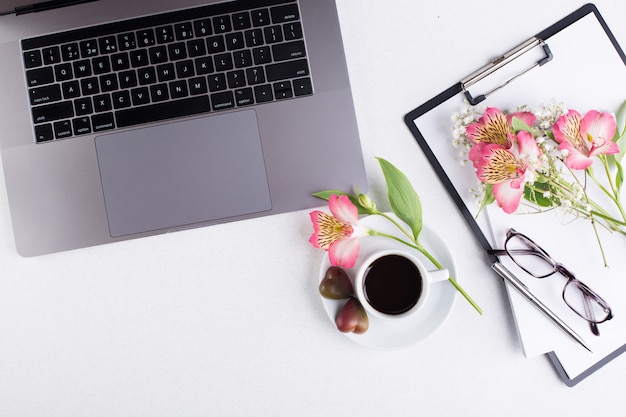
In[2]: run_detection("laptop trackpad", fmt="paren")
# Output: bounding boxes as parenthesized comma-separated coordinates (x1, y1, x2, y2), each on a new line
(95, 110, 272, 237)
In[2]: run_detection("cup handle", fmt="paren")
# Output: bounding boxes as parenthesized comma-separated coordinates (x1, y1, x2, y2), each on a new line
(427, 268, 450, 283)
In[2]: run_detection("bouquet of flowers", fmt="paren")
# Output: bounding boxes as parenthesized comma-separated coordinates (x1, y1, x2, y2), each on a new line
(452, 101, 626, 266)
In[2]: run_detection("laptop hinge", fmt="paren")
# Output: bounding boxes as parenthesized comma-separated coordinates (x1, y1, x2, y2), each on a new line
(9, 0, 98, 15)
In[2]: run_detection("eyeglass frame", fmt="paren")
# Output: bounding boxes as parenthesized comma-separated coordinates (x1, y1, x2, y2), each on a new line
(488, 228, 613, 327)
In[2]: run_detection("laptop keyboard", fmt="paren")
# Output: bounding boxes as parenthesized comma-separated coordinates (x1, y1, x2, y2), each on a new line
(21, 0, 312, 143)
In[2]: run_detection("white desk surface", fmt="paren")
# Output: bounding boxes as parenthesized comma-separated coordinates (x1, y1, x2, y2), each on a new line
(2, 1, 625, 415)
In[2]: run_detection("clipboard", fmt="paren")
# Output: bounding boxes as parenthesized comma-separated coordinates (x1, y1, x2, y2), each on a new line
(405, 3, 626, 386)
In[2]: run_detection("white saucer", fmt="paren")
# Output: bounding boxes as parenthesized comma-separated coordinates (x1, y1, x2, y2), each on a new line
(318, 214, 457, 349)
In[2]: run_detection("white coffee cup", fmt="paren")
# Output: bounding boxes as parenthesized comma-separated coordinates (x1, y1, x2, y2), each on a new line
(353, 248, 449, 320)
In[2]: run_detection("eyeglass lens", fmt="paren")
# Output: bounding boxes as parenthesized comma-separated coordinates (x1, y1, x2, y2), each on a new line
(505, 234, 555, 278)
(563, 280, 611, 323)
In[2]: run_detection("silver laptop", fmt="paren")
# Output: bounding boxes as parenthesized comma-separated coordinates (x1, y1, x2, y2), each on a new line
(0, 0, 367, 256)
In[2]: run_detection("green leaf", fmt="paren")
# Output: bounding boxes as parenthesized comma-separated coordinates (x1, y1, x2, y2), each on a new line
(376, 157, 423, 240)
(475, 184, 495, 217)
(312, 190, 369, 214)
(523, 182, 554, 207)
(510, 117, 533, 134)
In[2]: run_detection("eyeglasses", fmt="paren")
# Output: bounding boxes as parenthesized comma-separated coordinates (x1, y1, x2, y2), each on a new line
(489, 228, 613, 336)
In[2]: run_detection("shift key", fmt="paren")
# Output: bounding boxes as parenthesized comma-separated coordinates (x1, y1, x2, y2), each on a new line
(265, 59, 309, 82)
(32, 101, 74, 124)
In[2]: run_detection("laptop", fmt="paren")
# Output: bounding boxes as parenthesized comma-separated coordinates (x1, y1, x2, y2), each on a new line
(0, 0, 367, 256)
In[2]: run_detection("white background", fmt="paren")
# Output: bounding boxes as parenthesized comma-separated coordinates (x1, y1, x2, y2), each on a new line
(2, 0, 626, 416)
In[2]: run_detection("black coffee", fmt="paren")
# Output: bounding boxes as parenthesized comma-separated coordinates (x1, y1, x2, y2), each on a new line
(363, 254, 422, 315)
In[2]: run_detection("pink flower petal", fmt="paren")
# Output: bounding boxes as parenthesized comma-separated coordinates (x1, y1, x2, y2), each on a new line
(492, 181, 525, 214)
(329, 194, 359, 224)
(328, 237, 360, 268)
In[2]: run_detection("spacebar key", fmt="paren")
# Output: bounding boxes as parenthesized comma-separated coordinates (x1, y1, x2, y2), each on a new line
(115, 97, 210, 128)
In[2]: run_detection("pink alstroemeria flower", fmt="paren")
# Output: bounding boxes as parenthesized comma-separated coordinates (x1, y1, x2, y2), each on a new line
(475, 130, 542, 214)
(553, 110, 619, 170)
(466, 107, 537, 166)
(309, 194, 369, 269)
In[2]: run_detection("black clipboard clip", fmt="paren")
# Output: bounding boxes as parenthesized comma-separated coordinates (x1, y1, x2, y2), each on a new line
(461, 37, 553, 105)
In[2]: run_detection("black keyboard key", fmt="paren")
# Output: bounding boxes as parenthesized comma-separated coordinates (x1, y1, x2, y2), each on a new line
(293, 77, 312, 96)
(92, 112, 115, 132)
(194, 56, 214, 75)
(32, 101, 74, 123)
(213, 15, 232, 34)
(118, 33, 136, 50)
(53, 120, 73, 139)
(24, 50, 42, 68)
(99, 36, 118, 53)
(272, 40, 306, 61)
(214, 53, 233, 71)
(273, 81, 293, 99)
(118, 70, 138, 88)
(283, 22, 303, 41)
(193, 19, 212, 37)
(233, 50, 253, 68)
(149, 46, 168, 64)
(168, 42, 187, 60)
(187, 39, 207, 57)
(35, 123, 54, 142)
(99, 74, 119, 92)
(235, 87, 254, 106)
(233, 12, 251, 30)
(79, 39, 98, 58)
(29, 84, 62, 105)
(207, 36, 226, 54)
(208, 73, 227, 91)
(42, 46, 61, 65)
(175, 60, 195, 78)
(227, 70, 246, 88)
(210, 91, 234, 111)
(112, 91, 131, 109)
(225, 32, 245, 51)
(111, 52, 130, 71)
(156, 25, 175, 44)
(93, 94, 112, 112)
(26, 67, 54, 86)
(252, 47, 271, 65)
(137, 29, 156, 47)
(62, 80, 81, 99)
(138, 67, 157, 85)
(73, 59, 92, 78)
(130, 49, 150, 67)
(72, 116, 91, 135)
(265, 59, 309, 82)
(74, 97, 93, 115)
(54, 63, 73, 81)
(251, 9, 271, 27)
(150, 84, 170, 102)
(130, 87, 150, 105)
(254, 84, 273, 103)
(80, 77, 100, 95)
(264, 26, 283, 44)
(61, 43, 80, 61)
(188, 77, 208, 95)
(169, 80, 189, 99)
(271, 4, 300, 23)
(244, 29, 264, 47)
(92, 56, 111, 74)
(174, 22, 194, 40)
(246, 67, 265, 85)
(157, 63, 176, 82)
(115, 96, 210, 128)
